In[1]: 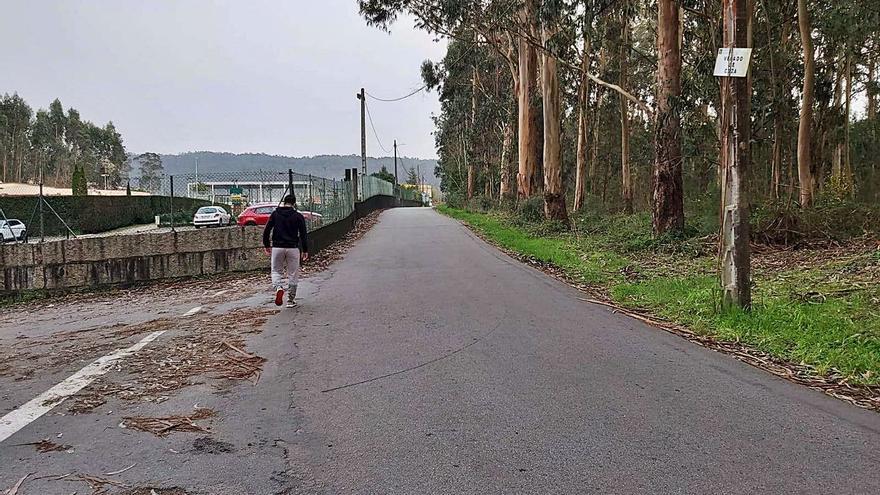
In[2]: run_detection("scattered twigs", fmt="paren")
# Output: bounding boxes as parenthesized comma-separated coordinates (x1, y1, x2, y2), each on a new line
(3, 473, 32, 495)
(104, 463, 137, 476)
(12, 439, 71, 453)
(121, 408, 215, 437)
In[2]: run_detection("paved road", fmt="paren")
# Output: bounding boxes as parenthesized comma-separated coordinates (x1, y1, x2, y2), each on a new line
(1, 207, 878, 494)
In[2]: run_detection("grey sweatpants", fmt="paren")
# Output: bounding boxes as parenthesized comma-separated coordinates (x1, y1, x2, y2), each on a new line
(270, 247, 300, 292)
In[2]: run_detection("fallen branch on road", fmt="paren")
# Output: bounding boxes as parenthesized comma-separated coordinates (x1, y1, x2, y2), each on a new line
(121, 408, 215, 437)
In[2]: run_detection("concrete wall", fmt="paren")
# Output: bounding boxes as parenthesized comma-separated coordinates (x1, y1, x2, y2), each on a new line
(0, 195, 411, 294)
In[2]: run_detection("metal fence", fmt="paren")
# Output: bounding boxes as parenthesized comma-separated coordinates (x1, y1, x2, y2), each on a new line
(162, 170, 357, 231)
(0, 168, 415, 243)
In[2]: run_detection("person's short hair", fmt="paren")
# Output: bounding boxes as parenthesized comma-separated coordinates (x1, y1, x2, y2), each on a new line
(283, 194, 296, 206)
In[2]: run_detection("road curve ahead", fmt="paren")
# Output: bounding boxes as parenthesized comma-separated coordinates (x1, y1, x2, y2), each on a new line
(286, 207, 879, 494)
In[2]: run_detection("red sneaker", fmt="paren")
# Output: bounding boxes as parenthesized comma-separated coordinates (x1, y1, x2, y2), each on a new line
(274, 288, 285, 306)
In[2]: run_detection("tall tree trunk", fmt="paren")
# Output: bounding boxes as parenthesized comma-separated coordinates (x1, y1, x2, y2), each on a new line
(844, 49, 853, 196)
(832, 67, 843, 182)
(796, 0, 814, 206)
(541, 27, 568, 222)
(619, 16, 633, 214)
(652, 0, 685, 235)
(516, 0, 540, 199)
(589, 47, 608, 195)
(467, 66, 478, 200)
(767, 2, 790, 201)
(574, 30, 592, 213)
(499, 122, 515, 200)
(719, 0, 752, 309)
(869, 35, 877, 121)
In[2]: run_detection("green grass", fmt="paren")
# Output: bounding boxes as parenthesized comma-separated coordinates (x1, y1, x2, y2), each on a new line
(439, 205, 880, 385)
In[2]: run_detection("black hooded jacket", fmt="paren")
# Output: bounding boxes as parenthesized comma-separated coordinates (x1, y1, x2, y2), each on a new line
(262, 206, 309, 251)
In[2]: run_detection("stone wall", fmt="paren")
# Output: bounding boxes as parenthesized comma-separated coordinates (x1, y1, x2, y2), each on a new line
(1, 226, 266, 293)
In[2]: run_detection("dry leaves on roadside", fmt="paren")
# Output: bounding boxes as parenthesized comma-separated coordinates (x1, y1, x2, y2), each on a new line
(13, 439, 70, 453)
(121, 408, 216, 437)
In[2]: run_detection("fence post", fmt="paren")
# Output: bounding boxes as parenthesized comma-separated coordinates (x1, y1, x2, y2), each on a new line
(308, 174, 314, 217)
(39, 180, 45, 243)
(170, 175, 176, 232)
(288, 169, 294, 202)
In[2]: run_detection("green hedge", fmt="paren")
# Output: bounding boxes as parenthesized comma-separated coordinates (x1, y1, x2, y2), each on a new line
(0, 195, 212, 235)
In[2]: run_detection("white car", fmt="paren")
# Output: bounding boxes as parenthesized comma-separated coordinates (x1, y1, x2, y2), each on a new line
(0, 219, 27, 243)
(192, 206, 231, 228)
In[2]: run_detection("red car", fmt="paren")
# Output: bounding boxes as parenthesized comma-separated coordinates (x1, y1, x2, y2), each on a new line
(237, 204, 323, 227)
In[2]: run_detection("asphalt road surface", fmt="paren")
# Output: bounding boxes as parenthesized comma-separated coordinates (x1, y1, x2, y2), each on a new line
(1, 207, 878, 494)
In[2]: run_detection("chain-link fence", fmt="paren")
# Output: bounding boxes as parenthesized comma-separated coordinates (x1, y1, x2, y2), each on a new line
(1, 168, 414, 244)
(164, 170, 356, 231)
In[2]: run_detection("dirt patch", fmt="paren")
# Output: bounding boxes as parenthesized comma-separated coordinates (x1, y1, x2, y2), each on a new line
(192, 436, 236, 454)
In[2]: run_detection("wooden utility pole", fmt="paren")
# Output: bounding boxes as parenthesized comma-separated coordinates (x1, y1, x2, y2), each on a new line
(393, 139, 399, 186)
(719, 0, 752, 309)
(357, 88, 367, 182)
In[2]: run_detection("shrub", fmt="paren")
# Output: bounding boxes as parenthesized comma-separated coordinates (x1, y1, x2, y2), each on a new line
(515, 196, 545, 224)
(0, 196, 211, 235)
(752, 199, 879, 246)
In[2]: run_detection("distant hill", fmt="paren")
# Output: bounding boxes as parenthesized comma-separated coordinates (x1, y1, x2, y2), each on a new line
(154, 152, 440, 186)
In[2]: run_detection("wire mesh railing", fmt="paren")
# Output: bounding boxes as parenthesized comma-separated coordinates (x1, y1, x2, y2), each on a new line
(0, 168, 414, 244)
(166, 170, 357, 231)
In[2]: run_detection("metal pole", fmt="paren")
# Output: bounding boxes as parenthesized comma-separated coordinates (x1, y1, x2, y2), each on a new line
(359, 88, 366, 177)
(308, 174, 314, 215)
(394, 139, 399, 198)
(39, 166, 45, 243)
(170, 175, 176, 232)
(288, 169, 294, 202)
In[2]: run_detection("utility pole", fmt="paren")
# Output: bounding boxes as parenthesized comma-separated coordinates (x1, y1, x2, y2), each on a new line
(393, 139, 399, 197)
(417, 163, 422, 204)
(719, 0, 752, 309)
(358, 88, 366, 179)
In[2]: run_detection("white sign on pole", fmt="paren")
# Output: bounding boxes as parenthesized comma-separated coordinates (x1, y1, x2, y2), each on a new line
(713, 48, 752, 78)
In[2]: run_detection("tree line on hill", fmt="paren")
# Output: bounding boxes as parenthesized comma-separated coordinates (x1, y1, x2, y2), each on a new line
(0, 94, 127, 189)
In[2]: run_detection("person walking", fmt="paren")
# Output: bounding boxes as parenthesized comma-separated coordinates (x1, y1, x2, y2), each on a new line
(263, 194, 309, 307)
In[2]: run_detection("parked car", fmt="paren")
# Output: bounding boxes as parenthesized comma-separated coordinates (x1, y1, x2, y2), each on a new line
(0, 219, 27, 243)
(237, 204, 323, 227)
(192, 206, 232, 228)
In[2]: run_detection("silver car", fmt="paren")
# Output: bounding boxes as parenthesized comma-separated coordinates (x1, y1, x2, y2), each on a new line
(192, 206, 231, 228)
(0, 219, 27, 242)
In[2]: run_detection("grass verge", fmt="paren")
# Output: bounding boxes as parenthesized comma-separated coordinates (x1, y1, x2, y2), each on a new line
(439, 205, 880, 387)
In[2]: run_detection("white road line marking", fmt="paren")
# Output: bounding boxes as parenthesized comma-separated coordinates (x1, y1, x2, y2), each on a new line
(182, 306, 203, 317)
(0, 330, 167, 444)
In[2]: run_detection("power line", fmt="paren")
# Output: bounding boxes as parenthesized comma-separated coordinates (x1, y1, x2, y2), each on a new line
(365, 85, 427, 102)
(364, 101, 390, 154)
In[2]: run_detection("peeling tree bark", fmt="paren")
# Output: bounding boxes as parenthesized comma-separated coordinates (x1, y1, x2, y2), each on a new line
(719, 0, 752, 309)
(499, 121, 515, 200)
(652, 0, 685, 235)
(467, 66, 478, 200)
(796, 0, 814, 207)
(541, 27, 568, 223)
(619, 16, 633, 214)
(516, 0, 541, 199)
(574, 30, 592, 213)
(844, 49, 854, 196)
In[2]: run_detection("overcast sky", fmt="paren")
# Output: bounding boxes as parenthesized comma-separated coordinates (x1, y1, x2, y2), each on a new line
(0, 0, 446, 158)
